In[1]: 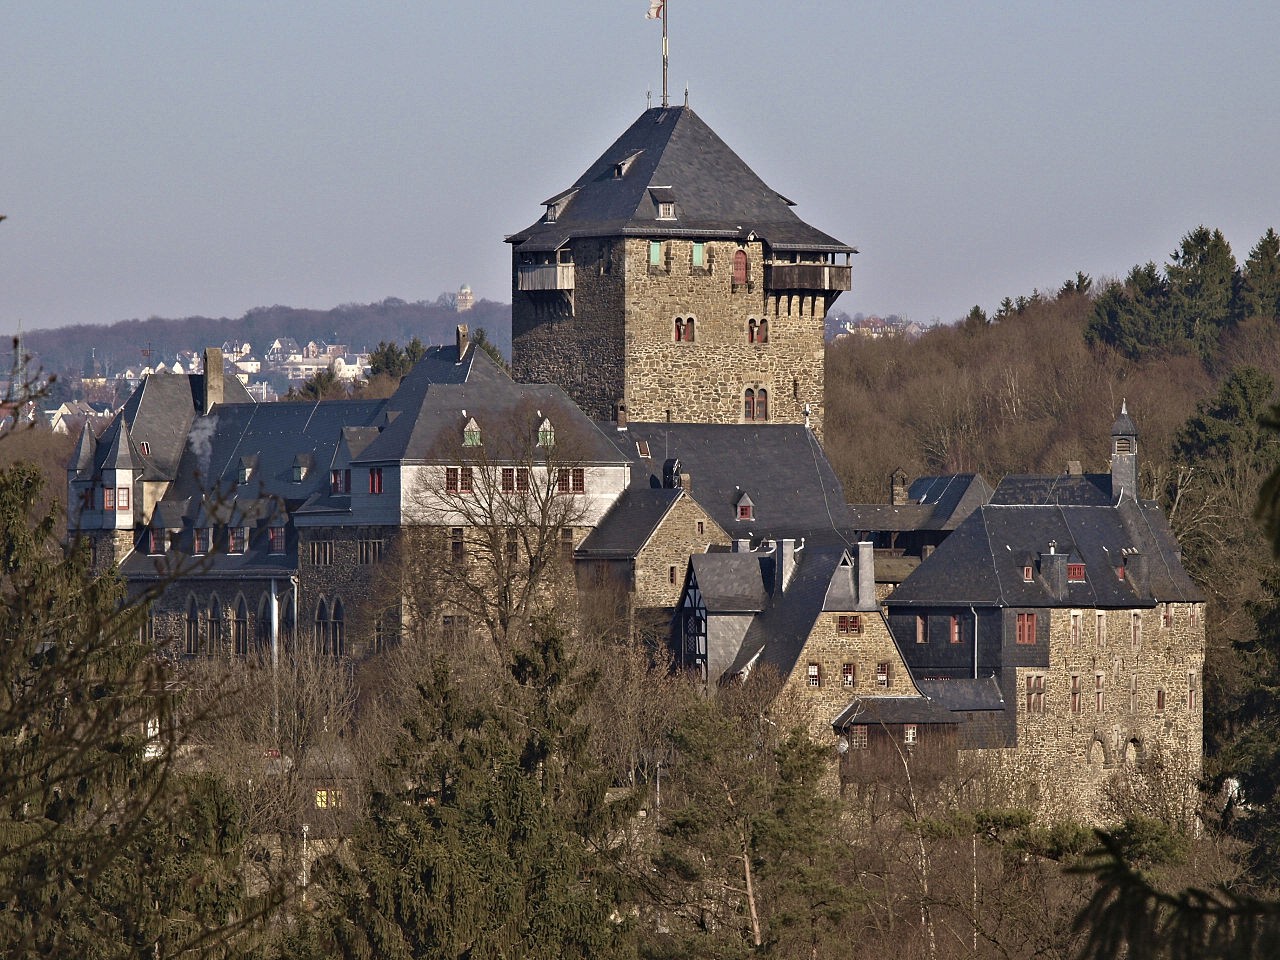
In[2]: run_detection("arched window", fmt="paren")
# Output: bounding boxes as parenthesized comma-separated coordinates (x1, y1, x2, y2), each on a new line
(185, 597, 200, 656)
(733, 250, 748, 285)
(757, 319, 768, 343)
(747, 319, 757, 344)
(684, 316, 695, 342)
(673, 317, 684, 342)
(205, 595, 222, 655)
(232, 595, 250, 658)
(744, 388, 756, 421)
(331, 599, 345, 659)
(256, 593, 272, 659)
(280, 594, 296, 654)
(756, 388, 768, 421)
(314, 599, 331, 654)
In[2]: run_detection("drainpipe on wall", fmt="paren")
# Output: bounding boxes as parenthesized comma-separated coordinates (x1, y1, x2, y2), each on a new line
(971, 605, 979, 679)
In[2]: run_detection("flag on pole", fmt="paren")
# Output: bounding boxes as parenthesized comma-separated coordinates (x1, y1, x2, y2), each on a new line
(646, 1, 663, 20)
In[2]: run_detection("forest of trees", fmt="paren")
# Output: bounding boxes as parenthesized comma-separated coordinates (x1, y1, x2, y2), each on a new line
(6, 224, 1280, 956)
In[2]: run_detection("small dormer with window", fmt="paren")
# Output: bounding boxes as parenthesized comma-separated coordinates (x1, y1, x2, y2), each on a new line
(542, 188, 578, 224)
(537, 417, 554, 447)
(650, 187, 678, 221)
(292, 453, 312, 484)
(462, 417, 482, 448)
(735, 491, 755, 522)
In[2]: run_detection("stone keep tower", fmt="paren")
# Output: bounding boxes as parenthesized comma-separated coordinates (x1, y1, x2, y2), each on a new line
(507, 105, 855, 436)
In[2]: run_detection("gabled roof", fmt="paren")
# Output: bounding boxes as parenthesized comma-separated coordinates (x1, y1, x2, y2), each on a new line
(887, 497, 1203, 608)
(832, 696, 960, 728)
(576, 487, 684, 559)
(507, 106, 854, 255)
(690, 551, 769, 613)
(914, 677, 1006, 713)
(848, 473, 993, 533)
(611, 422, 856, 546)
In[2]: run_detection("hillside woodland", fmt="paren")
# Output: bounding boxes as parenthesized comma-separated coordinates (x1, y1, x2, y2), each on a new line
(5, 226, 1280, 957)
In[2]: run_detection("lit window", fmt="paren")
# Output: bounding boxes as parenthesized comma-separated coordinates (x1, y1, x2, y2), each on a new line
(903, 724, 917, 745)
(315, 788, 343, 809)
(842, 663, 855, 687)
(807, 663, 820, 688)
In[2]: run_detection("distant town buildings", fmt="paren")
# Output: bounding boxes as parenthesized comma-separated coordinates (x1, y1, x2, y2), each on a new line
(456, 284, 474, 312)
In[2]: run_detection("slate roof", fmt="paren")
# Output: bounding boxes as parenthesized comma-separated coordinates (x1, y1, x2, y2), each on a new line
(887, 497, 1203, 608)
(914, 677, 1006, 713)
(507, 106, 854, 255)
(690, 551, 769, 613)
(990, 473, 1114, 506)
(609, 422, 856, 546)
(848, 473, 993, 533)
(576, 487, 684, 558)
(832, 696, 960, 729)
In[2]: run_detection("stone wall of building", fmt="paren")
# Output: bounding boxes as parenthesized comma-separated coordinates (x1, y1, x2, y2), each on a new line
(620, 239, 828, 437)
(774, 609, 916, 743)
(972, 602, 1205, 824)
(632, 493, 730, 611)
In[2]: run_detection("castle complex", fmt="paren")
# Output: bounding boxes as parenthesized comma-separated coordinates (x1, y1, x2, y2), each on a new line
(69, 102, 1203, 823)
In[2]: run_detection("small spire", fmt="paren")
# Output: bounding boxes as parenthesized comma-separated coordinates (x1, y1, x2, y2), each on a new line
(647, 89, 652, 109)
(684, 84, 689, 107)
(1121, 398, 1127, 415)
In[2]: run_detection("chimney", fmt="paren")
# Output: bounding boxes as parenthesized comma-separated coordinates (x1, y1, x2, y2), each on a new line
(856, 541, 876, 610)
(775, 538, 800, 593)
(1067, 460, 1083, 476)
(203, 347, 223, 415)
(890, 468, 909, 506)
(679, 472, 691, 494)
(456, 324, 470, 359)
(615, 400, 627, 429)
(735, 538, 752, 553)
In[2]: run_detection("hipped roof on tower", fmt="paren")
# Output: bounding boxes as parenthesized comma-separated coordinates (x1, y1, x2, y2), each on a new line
(506, 105, 855, 255)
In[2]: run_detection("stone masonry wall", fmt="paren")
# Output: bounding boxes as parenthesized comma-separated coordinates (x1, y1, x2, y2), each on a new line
(774, 609, 916, 744)
(972, 602, 1205, 824)
(632, 493, 731, 610)
(621, 238, 827, 437)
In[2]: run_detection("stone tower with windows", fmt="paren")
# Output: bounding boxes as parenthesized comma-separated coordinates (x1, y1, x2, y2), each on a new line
(507, 105, 854, 437)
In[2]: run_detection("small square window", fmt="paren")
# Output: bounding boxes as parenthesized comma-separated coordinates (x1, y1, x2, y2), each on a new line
(847, 726, 868, 749)
(1067, 563, 1086, 581)
(903, 724, 917, 745)
(837, 614, 861, 635)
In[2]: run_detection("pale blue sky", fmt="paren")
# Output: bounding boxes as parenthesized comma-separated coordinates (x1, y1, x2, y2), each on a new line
(4, 1, 1278, 333)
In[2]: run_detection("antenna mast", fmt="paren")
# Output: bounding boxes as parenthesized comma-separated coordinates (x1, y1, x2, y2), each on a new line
(647, 1, 669, 107)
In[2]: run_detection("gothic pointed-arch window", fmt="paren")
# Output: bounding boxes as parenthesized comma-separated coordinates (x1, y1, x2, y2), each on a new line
(205, 595, 222, 655)
(744, 388, 756, 421)
(232, 595, 250, 657)
(331, 599, 345, 658)
(256, 594, 272, 658)
(314, 599, 331, 654)
(185, 596, 201, 656)
(733, 250, 748, 285)
(280, 594, 296, 654)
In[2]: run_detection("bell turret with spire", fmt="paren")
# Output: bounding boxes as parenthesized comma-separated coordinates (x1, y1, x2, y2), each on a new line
(1110, 400, 1139, 502)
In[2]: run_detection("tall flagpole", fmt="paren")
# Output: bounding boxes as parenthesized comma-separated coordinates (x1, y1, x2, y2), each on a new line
(661, 1, 669, 107)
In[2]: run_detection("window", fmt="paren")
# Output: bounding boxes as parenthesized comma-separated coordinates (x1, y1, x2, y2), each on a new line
(368, 467, 384, 494)
(807, 663, 821, 688)
(1015, 612, 1037, 645)
(1189, 604, 1200, 627)
(649, 240, 662, 266)
(1188, 670, 1197, 710)
(946, 614, 958, 644)
(228, 526, 247, 554)
(847, 725, 868, 749)
(903, 724, 918, 746)
(502, 467, 515, 492)
(1022, 565, 1033, 582)
(744, 388, 755, 421)
(748, 319, 758, 344)
(1025, 674, 1045, 714)
(148, 528, 165, 555)
(1067, 563, 1086, 581)
(538, 418, 554, 446)
(232, 597, 249, 657)
(1162, 603, 1174, 628)
(668, 565, 677, 585)
(450, 527, 464, 563)
(330, 599, 345, 658)
(733, 249, 748, 285)
(916, 614, 928, 644)
(1096, 610, 1107, 647)
(1095, 673, 1105, 713)
(837, 614, 861, 635)
(359, 538, 384, 564)
(309, 540, 333, 566)
(315, 788, 343, 810)
(1156, 687, 1166, 713)
(737, 503, 753, 521)
(1129, 674, 1138, 713)
(673, 316, 695, 342)
(657, 201, 675, 219)
(185, 598, 201, 656)
(193, 527, 211, 556)
(757, 319, 768, 343)
(876, 661, 892, 688)
(1071, 674, 1082, 714)
(756, 388, 767, 420)
(1116, 564, 1126, 581)
(842, 663, 855, 687)
(443, 614, 469, 643)
(557, 468, 586, 494)
(103, 487, 115, 511)
(1131, 611, 1142, 650)
(516, 468, 529, 493)
(692, 242, 704, 268)
(1116, 437, 1133, 453)
(743, 387, 768, 422)
(507, 528, 519, 563)
(560, 527, 575, 560)
(463, 419, 482, 447)
(696, 520, 705, 535)
(268, 527, 285, 555)
(1070, 611, 1082, 644)
(139, 441, 151, 456)
(117, 487, 130, 511)
(330, 469, 351, 493)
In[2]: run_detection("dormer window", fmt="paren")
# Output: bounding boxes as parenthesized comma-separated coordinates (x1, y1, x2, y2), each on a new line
(1067, 563, 1086, 581)
(463, 417, 482, 447)
(538, 418, 555, 446)
(544, 204, 557, 223)
(1022, 565, 1033, 582)
(736, 492, 754, 522)
(657, 201, 675, 220)
(292, 455, 309, 483)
